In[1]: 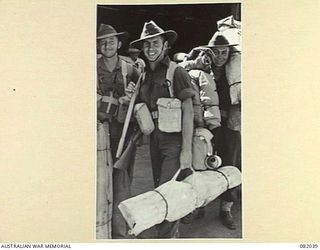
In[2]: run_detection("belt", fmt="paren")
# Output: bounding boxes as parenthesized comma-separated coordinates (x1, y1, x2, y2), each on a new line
(101, 95, 119, 114)
(151, 110, 159, 119)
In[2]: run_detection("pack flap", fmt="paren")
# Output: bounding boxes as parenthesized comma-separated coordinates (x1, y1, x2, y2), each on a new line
(156, 98, 181, 109)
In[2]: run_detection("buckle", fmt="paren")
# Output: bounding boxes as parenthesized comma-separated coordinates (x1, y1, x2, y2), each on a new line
(151, 111, 159, 119)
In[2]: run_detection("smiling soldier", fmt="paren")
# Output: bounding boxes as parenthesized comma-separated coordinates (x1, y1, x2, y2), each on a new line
(130, 21, 195, 238)
(206, 32, 241, 230)
(96, 24, 139, 239)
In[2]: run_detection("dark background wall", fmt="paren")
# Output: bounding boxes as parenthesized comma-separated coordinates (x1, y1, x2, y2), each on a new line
(97, 3, 241, 57)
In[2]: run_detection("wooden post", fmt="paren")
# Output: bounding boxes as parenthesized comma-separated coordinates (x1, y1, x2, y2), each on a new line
(96, 122, 113, 239)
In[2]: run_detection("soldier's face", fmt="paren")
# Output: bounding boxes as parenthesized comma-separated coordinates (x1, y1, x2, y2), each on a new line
(99, 36, 121, 58)
(211, 47, 230, 67)
(142, 36, 167, 62)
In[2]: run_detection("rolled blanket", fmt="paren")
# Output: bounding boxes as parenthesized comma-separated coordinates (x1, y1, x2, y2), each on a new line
(118, 175, 197, 236)
(118, 166, 241, 236)
(183, 166, 241, 207)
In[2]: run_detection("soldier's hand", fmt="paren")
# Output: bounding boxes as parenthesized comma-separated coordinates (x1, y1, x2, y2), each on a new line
(188, 47, 214, 62)
(180, 149, 192, 170)
(187, 47, 202, 60)
(125, 81, 136, 99)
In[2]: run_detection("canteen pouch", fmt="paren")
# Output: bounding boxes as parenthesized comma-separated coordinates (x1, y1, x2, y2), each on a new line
(157, 98, 182, 133)
(134, 103, 155, 135)
(192, 128, 213, 170)
(192, 136, 207, 170)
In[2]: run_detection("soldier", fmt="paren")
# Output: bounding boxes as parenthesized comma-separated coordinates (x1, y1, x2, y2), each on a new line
(176, 46, 221, 224)
(176, 32, 241, 230)
(130, 20, 194, 238)
(96, 24, 140, 239)
(205, 32, 241, 230)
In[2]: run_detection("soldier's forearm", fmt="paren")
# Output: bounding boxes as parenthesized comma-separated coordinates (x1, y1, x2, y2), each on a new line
(181, 97, 194, 153)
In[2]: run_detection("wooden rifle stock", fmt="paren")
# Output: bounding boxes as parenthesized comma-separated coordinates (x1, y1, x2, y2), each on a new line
(115, 72, 145, 159)
(113, 130, 142, 170)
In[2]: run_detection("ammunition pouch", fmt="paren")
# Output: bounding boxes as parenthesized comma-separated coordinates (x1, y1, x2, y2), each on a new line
(156, 98, 181, 133)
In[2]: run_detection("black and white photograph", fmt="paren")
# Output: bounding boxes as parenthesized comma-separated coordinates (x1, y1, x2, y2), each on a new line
(2, 0, 320, 247)
(96, 3, 242, 240)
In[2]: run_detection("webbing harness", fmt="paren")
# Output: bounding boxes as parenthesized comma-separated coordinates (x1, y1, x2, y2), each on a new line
(165, 61, 179, 98)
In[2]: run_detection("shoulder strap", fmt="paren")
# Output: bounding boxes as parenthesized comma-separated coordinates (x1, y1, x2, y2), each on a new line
(121, 59, 128, 88)
(166, 61, 179, 98)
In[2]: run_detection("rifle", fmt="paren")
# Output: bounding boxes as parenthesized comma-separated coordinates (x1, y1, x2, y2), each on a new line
(113, 130, 142, 170)
(115, 72, 145, 159)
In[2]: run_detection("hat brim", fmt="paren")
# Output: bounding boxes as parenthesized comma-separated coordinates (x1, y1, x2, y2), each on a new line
(97, 31, 129, 42)
(202, 43, 239, 48)
(130, 30, 178, 49)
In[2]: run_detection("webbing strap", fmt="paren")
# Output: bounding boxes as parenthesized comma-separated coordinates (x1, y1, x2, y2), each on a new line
(230, 81, 241, 87)
(153, 190, 169, 220)
(165, 61, 179, 98)
(102, 95, 119, 113)
(215, 169, 230, 189)
(121, 59, 128, 89)
(151, 110, 159, 119)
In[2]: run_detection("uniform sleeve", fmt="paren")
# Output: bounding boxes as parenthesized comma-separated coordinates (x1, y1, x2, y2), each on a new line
(96, 60, 103, 96)
(216, 80, 231, 112)
(173, 66, 195, 101)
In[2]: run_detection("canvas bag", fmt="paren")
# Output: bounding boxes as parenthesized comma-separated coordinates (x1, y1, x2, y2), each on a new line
(192, 128, 213, 170)
(134, 103, 155, 135)
(157, 61, 182, 133)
